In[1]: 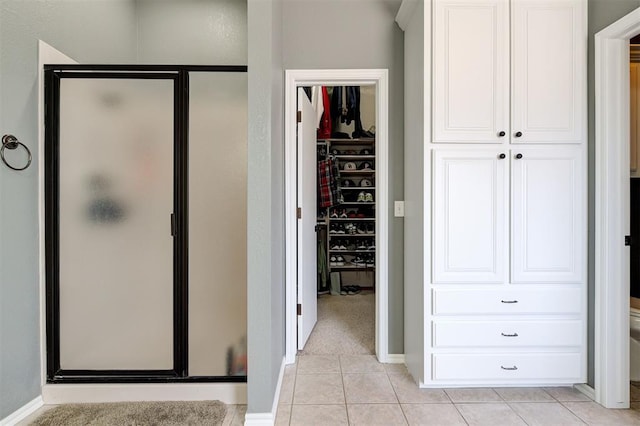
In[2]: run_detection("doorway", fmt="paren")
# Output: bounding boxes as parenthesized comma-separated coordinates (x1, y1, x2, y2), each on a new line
(284, 69, 390, 364)
(595, 7, 640, 409)
(44, 65, 248, 383)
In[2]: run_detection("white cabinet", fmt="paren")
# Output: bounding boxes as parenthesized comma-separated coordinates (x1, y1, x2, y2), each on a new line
(433, 0, 509, 142)
(398, 0, 586, 388)
(511, 149, 584, 283)
(433, 0, 585, 144)
(432, 150, 508, 283)
(433, 148, 584, 285)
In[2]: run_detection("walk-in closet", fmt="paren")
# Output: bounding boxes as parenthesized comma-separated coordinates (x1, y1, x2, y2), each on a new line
(299, 85, 377, 355)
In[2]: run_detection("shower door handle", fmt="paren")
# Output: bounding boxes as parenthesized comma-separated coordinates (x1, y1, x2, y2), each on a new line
(171, 213, 176, 236)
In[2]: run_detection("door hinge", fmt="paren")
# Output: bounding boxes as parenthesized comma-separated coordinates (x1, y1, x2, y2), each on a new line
(297, 207, 302, 219)
(297, 304, 302, 316)
(297, 111, 302, 123)
(626, 235, 633, 246)
(171, 213, 176, 236)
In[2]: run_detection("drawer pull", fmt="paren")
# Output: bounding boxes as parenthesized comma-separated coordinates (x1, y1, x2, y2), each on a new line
(501, 365, 518, 371)
(501, 300, 518, 304)
(501, 332, 519, 337)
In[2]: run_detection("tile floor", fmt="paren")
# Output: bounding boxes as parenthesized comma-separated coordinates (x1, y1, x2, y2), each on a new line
(272, 354, 640, 425)
(16, 358, 640, 425)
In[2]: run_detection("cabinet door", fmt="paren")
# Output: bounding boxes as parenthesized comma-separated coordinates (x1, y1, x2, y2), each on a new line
(511, 1, 585, 144)
(433, 0, 509, 143)
(511, 148, 584, 283)
(433, 150, 508, 283)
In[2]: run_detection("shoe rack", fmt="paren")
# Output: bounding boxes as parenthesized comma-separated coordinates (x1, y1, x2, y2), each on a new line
(317, 138, 376, 290)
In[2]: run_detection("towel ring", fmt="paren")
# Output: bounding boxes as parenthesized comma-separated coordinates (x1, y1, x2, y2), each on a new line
(1, 134, 32, 171)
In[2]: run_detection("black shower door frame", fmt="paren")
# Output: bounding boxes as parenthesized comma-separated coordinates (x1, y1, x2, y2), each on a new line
(44, 65, 247, 384)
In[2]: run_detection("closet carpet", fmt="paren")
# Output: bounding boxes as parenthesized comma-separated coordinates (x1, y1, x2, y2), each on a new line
(298, 291, 375, 355)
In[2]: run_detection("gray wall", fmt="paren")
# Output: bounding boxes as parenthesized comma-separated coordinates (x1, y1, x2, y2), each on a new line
(402, 0, 425, 381)
(246, 0, 285, 415)
(282, 0, 405, 353)
(587, 0, 640, 388)
(135, 0, 247, 65)
(0, 1, 137, 418)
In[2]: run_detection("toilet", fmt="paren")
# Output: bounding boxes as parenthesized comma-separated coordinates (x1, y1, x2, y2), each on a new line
(631, 307, 640, 381)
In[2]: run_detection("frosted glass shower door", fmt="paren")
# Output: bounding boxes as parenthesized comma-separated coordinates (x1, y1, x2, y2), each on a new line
(188, 72, 247, 376)
(57, 77, 176, 371)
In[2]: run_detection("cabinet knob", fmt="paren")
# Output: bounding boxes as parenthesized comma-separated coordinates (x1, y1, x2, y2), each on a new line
(515, 131, 523, 138)
(515, 153, 523, 159)
(501, 365, 518, 371)
(498, 131, 506, 137)
(498, 153, 506, 159)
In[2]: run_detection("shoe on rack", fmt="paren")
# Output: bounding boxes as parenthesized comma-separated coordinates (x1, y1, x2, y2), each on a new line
(337, 224, 345, 234)
(360, 178, 373, 187)
(360, 148, 372, 155)
(330, 209, 339, 218)
(331, 241, 341, 250)
(357, 240, 368, 250)
(365, 192, 374, 202)
(330, 256, 337, 266)
(329, 224, 338, 234)
(343, 179, 355, 187)
(357, 224, 366, 234)
(336, 255, 345, 266)
(357, 191, 366, 202)
(353, 255, 364, 265)
(339, 241, 347, 250)
(368, 240, 376, 250)
(366, 255, 375, 267)
(358, 161, 373, 170)
(340, 209, 348, 218)
(343, 162, 357, 171)
(347, 210, 357, 218)
(367, 223, 375, 234)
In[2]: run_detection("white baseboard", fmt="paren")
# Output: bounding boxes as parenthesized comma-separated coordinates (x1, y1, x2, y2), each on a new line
(42, 383, 246, 405)
(1, 396, 43, 426)
(243, 413, 274, 425)
(385, 354, 405, 364)
(574, 383, 596, 401)
(244, 356, 286, 426)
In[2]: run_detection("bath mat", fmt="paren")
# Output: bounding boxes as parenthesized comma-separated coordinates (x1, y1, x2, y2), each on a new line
(30, 400, 226, 426)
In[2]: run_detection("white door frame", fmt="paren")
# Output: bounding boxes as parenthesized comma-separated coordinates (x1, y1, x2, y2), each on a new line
(284, 69, 390, 364)
(594, 7, 640, 409)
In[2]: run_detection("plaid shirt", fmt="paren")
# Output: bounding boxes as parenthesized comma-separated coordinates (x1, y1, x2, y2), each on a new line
(318, 158, 343, 208)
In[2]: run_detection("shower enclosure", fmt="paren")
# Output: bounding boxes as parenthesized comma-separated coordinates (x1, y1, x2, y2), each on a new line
(44, 65, 247, 383)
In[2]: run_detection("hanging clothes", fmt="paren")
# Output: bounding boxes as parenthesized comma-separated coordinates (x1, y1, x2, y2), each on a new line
(311, 86, 324, 129)
(318, 157, 343, 208)
(317, 86, 332, 139)
(317, 235, 328, 290)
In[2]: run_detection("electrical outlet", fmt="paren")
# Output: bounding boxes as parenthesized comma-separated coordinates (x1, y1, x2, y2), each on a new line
(394, 201, 405, 217)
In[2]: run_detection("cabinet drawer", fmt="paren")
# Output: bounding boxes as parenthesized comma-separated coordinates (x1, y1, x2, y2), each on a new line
(432, 352, 582, 381)
(432, 287, 581, 315)
(433, 320, 582, 348)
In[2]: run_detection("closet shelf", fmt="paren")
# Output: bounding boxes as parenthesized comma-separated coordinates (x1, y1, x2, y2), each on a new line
(330, 265, 376, 270)
(334, 155, 376, 160)
(329, 218, 375, 221)
(340, 201, 375, 205)
(329, 233, 375, 238)
(340, 170, 375, 175)
(317, 138, 375, 144)
(340, 186, 376, 190)
(329, 249, 376, 253)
